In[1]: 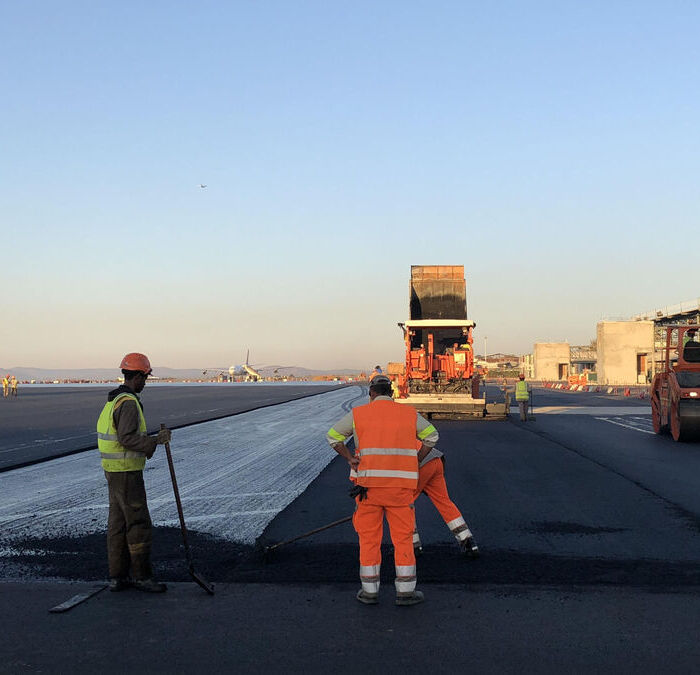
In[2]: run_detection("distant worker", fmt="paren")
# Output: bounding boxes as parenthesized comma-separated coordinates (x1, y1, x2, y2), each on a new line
(96, 353, 172, 593)
(2, 375, 8, 398)
(683, 329, 700, 362)
(10, 375, 18, 397)
(515, 373, 530, 422)
(327, 375, 438, 606)
(369, 365, 383, 382)
(682, 328, 697, 346)
(390, 376, 400, 399)
(412, 440, 479, 558)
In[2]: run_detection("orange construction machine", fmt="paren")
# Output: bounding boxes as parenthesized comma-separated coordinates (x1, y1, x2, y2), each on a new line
(651, 325, 700, 441)
(394, 265, 507, 419)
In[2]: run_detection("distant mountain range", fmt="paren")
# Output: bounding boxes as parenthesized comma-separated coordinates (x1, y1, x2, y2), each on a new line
(1, 365, 363, 381)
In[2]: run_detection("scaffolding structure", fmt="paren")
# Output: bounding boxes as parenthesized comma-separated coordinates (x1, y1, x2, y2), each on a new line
(632, 299, 700, 380)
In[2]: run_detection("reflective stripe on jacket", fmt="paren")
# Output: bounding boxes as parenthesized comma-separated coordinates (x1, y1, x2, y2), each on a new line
(96, 393, 148, 472)
(515, 381, 529, 401)
(352, 399, 419, 489)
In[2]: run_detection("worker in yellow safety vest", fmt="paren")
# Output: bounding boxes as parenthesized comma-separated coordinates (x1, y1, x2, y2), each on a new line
(10, 375, 18, 397)
(2, 375, 8, 398)
(97, 352, 172, 593)
(390, 376, 400, 399)
(327, 375, 439, 606)
(515, 374, 530, 422)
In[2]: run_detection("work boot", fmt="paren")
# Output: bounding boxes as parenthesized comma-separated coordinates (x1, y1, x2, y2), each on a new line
(461, 536, 480, 559)
(133, 578, 167, 593)
(109, 578, 131, 592)
(396, 590, 424, 606)
(356, 589, 379, 605)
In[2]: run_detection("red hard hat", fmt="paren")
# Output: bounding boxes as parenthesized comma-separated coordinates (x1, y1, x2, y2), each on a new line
(120, 353, 152, 375)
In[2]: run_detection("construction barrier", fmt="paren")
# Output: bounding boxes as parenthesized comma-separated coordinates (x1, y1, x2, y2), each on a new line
(540, 380, 650, 399)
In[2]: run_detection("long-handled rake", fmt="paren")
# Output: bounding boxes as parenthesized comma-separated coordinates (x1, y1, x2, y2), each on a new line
(161, 424, 215, 595)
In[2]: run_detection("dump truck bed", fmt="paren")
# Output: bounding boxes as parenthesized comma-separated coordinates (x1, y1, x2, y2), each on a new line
(409, 265, 467, 320)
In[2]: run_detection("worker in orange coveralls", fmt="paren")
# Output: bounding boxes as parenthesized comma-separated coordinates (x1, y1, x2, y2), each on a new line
(327, 375, 439, 606)
(412, 439, 479, 558)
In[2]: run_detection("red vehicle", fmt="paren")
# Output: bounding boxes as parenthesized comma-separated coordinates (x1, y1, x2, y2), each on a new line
(651, 325, 700, 441)
(393, 265, 506, 419)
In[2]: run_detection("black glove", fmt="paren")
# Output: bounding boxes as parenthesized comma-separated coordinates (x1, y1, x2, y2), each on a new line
(349, 485, 368, 501)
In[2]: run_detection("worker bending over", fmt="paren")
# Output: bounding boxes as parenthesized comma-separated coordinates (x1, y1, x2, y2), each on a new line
(97, 353, 171, 593)
(412, 440, 479, 558)
(327, 375, 438, 606)
(515, 374, 530, 422)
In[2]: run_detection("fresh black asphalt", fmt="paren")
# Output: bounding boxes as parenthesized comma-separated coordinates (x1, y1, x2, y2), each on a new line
(2, 385, 699, 672)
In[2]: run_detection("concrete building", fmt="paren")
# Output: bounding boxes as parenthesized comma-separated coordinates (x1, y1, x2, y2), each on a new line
(596, 320, 654, 385)
(534, 342, 570, 381)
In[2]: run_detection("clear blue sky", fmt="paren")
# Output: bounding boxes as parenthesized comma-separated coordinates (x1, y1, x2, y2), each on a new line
(2, 2, 699, 369)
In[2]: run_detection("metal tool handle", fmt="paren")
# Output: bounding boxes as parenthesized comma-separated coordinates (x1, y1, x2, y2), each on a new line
(161, 423, 193, 564)
(266, 515, 353, 552)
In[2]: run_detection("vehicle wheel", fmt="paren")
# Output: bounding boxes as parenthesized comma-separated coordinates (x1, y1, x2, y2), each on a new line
(670, 399, 684, 441)
(651, 394, 667, 434)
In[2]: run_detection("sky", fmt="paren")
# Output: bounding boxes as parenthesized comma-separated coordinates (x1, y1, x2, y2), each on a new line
(2, 1, 700, 370)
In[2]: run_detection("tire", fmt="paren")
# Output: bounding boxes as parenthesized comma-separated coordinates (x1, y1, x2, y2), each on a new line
(670, 399, 684, 442)
(651, 394, 667, 434)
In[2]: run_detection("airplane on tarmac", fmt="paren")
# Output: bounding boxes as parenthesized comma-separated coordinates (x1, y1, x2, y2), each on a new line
(203, 350, 263, 382)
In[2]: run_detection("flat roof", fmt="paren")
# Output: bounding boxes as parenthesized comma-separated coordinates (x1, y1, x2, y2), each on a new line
(404, 319, 476, 328)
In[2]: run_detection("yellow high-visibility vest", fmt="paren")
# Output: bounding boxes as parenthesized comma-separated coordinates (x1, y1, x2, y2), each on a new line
(96, 393, 148, 472)
(515, 381, 529, 401)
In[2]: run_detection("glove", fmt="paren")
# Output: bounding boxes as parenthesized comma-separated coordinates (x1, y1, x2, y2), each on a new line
(349, 485, 368, 501)
(155, 428, 171, 445)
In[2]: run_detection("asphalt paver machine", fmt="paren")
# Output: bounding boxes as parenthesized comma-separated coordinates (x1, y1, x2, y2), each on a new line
(395, 265, 507, 419)
(651, 325, 700, 441)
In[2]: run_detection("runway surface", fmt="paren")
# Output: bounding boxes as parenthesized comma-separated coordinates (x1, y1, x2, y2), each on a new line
(0, 382, 347, 471)
(2, 384, 699, 672)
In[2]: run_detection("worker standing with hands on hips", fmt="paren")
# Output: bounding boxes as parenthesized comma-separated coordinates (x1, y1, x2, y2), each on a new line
(327, 375, 439, 606)
(515, 373, 530, 422)
(96, 353, 172, 593)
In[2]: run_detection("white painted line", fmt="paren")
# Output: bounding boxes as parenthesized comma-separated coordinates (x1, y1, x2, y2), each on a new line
(594, 417, 655, 435)
(511, 406, 650, 415)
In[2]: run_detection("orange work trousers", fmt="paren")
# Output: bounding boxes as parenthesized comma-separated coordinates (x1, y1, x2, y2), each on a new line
(414, 457, 462, 524)
(353, 487, 416, 568)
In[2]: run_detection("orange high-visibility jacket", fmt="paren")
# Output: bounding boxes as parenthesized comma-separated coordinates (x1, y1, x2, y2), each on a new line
(352, 400, 419, 489)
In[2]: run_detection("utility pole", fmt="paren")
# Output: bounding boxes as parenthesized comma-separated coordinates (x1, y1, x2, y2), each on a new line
(484, 336, 488, 364)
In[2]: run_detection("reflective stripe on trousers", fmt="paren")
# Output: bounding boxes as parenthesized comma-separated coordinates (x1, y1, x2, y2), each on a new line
(395, 564, 416, 594)
(360, 564, 380, 594)
(447, 516, 472, 542)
